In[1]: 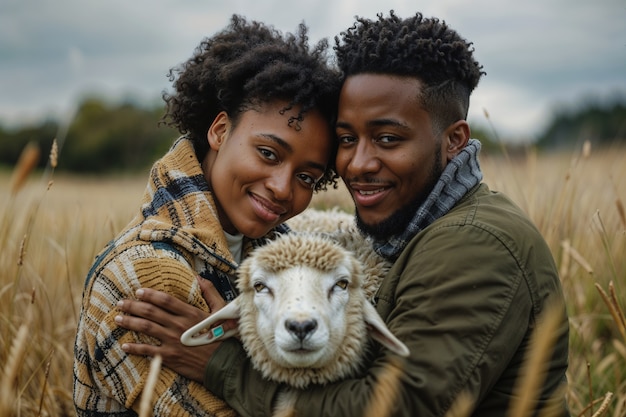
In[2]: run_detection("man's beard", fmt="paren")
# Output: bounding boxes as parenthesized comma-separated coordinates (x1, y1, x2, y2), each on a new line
(355, 148, 443, 241)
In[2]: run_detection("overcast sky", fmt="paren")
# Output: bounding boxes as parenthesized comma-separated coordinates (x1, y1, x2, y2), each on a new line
(1, 0, 625, 141)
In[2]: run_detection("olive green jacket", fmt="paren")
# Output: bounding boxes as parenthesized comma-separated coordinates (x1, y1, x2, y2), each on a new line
(205, 183, 570, 417)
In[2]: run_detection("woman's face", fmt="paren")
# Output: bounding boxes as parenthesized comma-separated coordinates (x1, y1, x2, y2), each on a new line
(205, 101, 332, 239)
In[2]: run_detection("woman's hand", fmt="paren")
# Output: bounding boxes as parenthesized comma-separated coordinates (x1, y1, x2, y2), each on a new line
(115, 277, 237, 383)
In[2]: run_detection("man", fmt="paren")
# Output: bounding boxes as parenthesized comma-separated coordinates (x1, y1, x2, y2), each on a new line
(116, 11, 570, 416)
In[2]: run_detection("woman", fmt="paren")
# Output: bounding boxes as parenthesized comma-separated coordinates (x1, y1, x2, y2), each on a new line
(73, 15, 340, 417)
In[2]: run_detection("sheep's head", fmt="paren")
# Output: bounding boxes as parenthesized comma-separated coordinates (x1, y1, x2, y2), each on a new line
(181, 232, 408, 388)
(238, 233, 372, 386)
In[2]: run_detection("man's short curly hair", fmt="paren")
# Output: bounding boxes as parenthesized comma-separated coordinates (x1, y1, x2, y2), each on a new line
(162, 15, 340, 191)
(334, 11, 486, 133)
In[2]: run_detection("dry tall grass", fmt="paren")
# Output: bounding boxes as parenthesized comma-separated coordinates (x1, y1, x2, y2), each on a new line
(1, 141, 625, 416)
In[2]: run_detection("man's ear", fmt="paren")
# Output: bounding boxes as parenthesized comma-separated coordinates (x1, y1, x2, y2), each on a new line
(207, 111, 231, 151)
(443, 120, 470, 162)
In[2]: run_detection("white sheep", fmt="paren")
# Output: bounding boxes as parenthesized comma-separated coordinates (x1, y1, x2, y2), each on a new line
(286, 207, 389, 301)
(181, 210, 409, 390)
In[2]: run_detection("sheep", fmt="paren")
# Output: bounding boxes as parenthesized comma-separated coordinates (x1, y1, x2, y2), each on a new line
(286, 206, 355, 233)
(286, 208, 389, 301)
(180, 209, 409, 390)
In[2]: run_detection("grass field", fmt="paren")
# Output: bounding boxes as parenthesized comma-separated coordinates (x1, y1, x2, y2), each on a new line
(1, 142, 625, 416)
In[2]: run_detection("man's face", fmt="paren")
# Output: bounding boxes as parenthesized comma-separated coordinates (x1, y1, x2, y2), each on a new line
(335, 74, 446, 239)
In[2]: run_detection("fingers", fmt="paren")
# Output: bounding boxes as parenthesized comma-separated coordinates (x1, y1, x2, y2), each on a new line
(134, 288, 191, 315)
(117, 289, 208, 325)
(115, 313, 169, 341)
(120, 340, 160, 357)
(121, 339, 219, 383)
(196, 276, 227, 312)
(116, 298, 172, 328)
(221, 318, 239, 338)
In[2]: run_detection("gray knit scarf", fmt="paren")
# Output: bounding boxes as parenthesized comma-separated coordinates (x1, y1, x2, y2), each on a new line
(373, 139, 483, 261)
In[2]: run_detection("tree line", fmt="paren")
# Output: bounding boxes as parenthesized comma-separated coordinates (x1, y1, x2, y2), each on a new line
(0, 97, 177, 174)
(1, 94, 624, 174)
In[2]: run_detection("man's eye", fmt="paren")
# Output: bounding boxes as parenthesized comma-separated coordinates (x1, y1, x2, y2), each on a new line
(378, 135, 398, 143)
(337, 135, 357, 144)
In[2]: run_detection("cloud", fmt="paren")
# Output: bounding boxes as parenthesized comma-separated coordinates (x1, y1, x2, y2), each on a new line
(1, 0, 625, 139)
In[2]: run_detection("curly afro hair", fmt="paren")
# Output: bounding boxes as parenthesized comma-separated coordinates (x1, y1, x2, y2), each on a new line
(161, 15, 341, 191)
(335, 11, 485, 133)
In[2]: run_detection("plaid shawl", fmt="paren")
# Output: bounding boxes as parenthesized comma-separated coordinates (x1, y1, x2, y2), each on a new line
(74, 137, 286, 416)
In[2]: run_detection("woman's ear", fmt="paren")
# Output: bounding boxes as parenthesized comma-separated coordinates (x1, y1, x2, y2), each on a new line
(443, 120, 470, 162)
(207, 111, 231, 151)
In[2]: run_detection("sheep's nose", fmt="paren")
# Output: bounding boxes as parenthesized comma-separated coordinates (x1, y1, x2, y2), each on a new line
(285, 319, 318, 341)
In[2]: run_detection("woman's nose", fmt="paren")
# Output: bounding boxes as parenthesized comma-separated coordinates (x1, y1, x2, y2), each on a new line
(266, 167, 293, 201)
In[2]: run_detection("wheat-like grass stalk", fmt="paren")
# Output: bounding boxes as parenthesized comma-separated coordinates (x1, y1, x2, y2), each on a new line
(581, 140, 592, 159)
(560, 240, 594, 275)
(47, 139, 58, 191)
(587, 362, 594, 414)
(559, 239, 572, 282)
(363, 356, 404, 417)
(616, 199, 626, 231)
(595, 281, 626, 342)
(613, 339, 626, 361)
(138, 354, 162, 417)
(577, 392, 614, 417)
(9, 142, 40, 196)
(37, 350, 54, 417)
(507, 298, 564, 417)
(9, 139, 61, 318)
(0, 321, 31, 416)
(49, 139, 58, 169)
(590, 392, 614, 417)
(611, 176, 626, 230)
(443, 391, 474, 417)
(591, 211, 620, 282)
(482, 107, 529, 213)
(536, 385, 567, 417)
(17, 234, 27, 267)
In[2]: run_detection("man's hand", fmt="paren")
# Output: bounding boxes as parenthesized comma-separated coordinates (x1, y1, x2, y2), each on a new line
(115, 277, 237, 383)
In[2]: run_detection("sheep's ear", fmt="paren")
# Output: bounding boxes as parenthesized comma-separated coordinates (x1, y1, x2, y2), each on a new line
(180, 298, 241, 346)
(363, 301, 410, 357)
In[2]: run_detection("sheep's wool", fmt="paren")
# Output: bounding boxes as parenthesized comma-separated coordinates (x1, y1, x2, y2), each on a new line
(236, 231, 381, 388)
(287, 208, 389, 300)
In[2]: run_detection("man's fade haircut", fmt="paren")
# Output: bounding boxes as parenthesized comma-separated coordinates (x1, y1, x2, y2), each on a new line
(161, 15, 341, 191)
(334, 11, 485, 134)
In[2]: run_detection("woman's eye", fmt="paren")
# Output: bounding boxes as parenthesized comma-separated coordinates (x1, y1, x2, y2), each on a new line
(297, 173, 318, 188)
(259, 147, 277, 161)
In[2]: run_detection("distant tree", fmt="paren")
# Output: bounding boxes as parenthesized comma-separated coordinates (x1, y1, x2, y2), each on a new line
(0, 97, 180, 173)
(60, 96, 177, 172)
(0, 120, 58, 170)
(466, 120, 528, 157)
(5, 93, 622, 173)
(467, 122, 499, 153)
(536, 97, 626, 150)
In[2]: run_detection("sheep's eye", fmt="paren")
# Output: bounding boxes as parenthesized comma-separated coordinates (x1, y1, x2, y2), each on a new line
(253, 282, 267, 293)
(334, 279, 349, 290)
